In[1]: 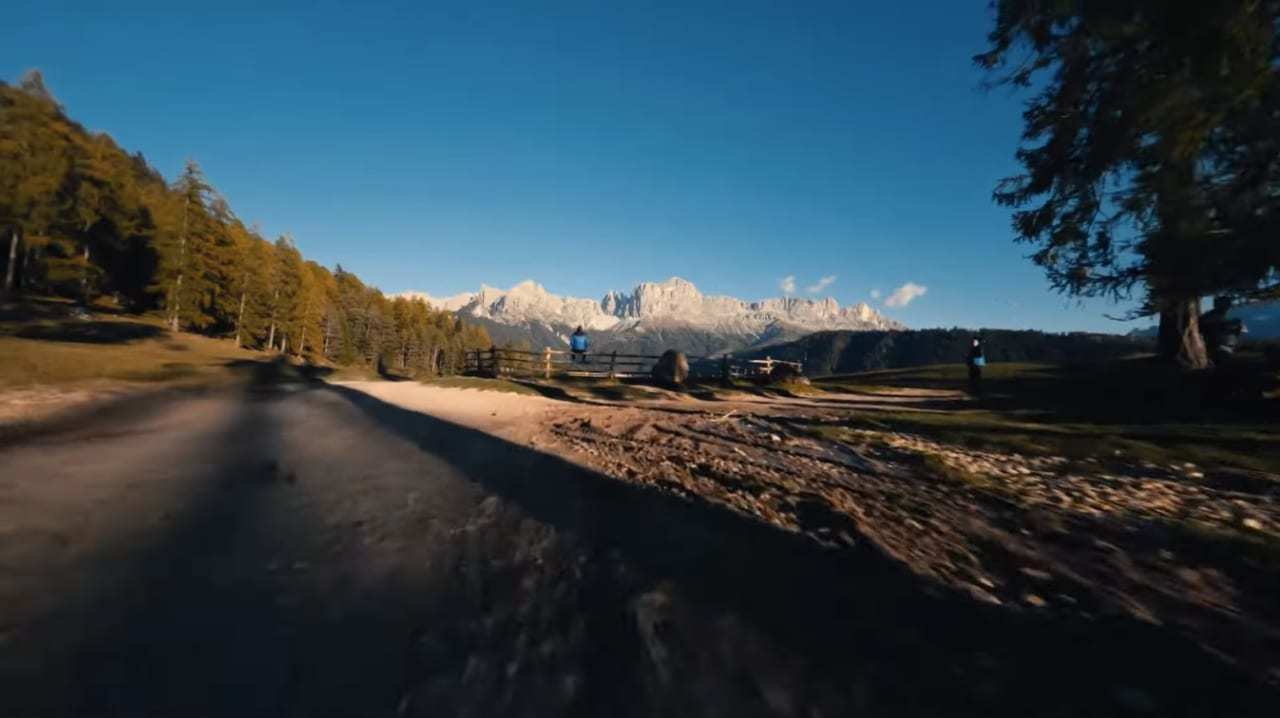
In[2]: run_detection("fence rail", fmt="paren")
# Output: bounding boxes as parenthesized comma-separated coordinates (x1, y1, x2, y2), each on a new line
(464, 346, 802, 381)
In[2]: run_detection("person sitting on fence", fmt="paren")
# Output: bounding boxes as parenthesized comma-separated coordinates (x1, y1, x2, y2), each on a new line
(967, 336, 986, 395)
(570, 326, 590, 363)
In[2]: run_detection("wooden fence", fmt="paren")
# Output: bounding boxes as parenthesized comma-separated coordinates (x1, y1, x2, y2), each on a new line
(464, 346, 802, 381)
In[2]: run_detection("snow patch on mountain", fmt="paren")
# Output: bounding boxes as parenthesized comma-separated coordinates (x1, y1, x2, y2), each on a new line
(392, 290, 476, 312)
(401, 276, 902, 338)
(475, 280, 622, 331)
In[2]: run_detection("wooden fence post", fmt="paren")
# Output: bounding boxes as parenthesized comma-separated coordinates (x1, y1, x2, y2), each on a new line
(543, 347, 551, 379)
(489, 345, 497, 377)
(609, 351, 617, 379)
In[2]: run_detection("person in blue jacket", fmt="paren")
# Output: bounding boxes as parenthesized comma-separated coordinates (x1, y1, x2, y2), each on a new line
(570, 326, 590, 363)
(967, 336, 986, 395)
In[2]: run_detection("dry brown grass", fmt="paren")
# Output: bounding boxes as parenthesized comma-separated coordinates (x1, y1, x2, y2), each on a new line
(0, 299, 266, 389)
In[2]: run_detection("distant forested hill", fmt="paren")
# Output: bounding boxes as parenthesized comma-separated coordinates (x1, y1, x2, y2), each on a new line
(1128, 301, 1280, 341)
(0, 72, 489, 374)
(736, 329, 1151, 377)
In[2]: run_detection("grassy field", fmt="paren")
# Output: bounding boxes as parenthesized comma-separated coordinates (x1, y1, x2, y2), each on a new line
(323, 364, 385, 382)
(417, 375, 544, 396)
(813, 360, 1280, 474)
(0, 297, 266, 388)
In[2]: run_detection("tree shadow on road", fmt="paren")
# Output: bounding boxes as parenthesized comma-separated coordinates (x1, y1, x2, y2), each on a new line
(324, 383, 1280, 717)
(2, 377, 477, 718)
(4, 376, 1276, 717)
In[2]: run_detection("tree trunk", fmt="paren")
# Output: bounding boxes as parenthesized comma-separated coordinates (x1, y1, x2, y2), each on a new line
(298, 299, 315, 358)
(281, 335, 288, 355)
(1157, 298, 1209, 369)
(21, 240, 33, 290)
(267, 287, 279, 350)
(170, 195, 190, 331)
(170, 274, 183, 331)
(80, 243, 91, 302)
(234, 290, 247, 348)
(4, 229, 17, 295)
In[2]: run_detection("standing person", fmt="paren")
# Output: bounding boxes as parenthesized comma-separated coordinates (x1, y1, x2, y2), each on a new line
(570, 326, 590, 363)
(967, 337, 986, 395)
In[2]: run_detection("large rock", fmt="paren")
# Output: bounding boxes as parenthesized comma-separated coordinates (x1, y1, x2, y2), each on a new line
(652, 350, 690, 386)
(767, 362, 809, 385)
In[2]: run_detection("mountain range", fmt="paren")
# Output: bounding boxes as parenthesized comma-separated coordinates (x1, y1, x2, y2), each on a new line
(397, 277, 903, 356)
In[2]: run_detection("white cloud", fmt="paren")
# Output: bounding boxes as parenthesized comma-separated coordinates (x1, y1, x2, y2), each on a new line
(870, 288, 882, 300)
(805, 275, 837, 294)
(779, 275, 796, 295)
(883, 282, 927, 308)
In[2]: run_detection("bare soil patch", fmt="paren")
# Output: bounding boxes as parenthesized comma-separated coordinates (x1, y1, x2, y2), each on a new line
(359, 378, 1280, 686)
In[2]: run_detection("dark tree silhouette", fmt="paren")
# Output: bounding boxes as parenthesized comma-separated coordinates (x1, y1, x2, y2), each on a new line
(976, 1, 1279, 368)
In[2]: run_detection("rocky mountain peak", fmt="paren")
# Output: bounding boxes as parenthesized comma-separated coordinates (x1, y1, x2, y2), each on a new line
(396, 276, 904, 351)
(626, 276, 709, 318)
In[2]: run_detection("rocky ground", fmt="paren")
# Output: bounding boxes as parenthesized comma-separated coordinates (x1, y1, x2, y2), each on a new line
(533, 388, 1280, 686)
(346, 379, 1280, 686)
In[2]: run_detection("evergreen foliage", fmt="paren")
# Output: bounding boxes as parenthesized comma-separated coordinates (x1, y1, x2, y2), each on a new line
(976, 1, 1280, 368)
(0, 73, 489, 375)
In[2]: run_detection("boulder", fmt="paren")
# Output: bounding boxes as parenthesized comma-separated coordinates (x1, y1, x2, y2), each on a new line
(652, 350, 690, 386)
(768, 362, 809, 385)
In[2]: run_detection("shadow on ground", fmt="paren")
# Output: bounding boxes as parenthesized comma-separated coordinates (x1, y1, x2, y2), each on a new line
(3, 373, 1276, 716)
(11, 319, 164, 344)
(325, 383, 1279, 717)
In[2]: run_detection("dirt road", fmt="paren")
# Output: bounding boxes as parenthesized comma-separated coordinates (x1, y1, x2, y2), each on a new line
(2, 374, 1277, 717)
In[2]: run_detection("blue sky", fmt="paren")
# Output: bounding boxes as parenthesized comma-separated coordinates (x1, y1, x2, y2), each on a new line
(5, 0, 1144, 332)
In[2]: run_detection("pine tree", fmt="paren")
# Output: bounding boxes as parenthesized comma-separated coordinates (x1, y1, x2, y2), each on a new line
(2, 70, 492, 374)
(264, 236, 304, 352)
(0, 76, 72, 295)
(155, 159, 217, 331)
(290, 261, 332, 358)
(977, 0, 1280, 368)
(228, 224, 272, 348)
